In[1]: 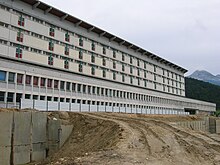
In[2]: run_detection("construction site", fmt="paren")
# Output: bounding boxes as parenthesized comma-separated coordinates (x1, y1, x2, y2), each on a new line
(1, 108, 220, 165)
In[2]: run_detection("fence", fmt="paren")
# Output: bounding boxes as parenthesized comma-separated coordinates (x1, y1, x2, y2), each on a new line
(20, 99, 190, 115)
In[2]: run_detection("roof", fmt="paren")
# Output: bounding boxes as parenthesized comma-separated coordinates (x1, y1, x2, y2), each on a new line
(19, 0, 188, 73)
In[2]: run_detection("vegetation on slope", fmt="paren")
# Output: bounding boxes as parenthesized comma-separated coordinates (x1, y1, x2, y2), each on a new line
(185, 77, 220, 110)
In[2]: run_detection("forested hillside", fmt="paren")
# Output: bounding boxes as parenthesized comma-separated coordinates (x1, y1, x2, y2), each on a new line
(185, 77, 220, 109)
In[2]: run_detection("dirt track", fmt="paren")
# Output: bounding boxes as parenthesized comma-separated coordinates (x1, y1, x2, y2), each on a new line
(39, 112, 220, 165)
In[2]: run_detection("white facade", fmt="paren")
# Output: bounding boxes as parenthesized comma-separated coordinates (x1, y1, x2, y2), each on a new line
(0, 0, 216, 113)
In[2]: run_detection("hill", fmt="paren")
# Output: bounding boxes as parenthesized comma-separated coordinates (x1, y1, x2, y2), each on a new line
(188, 70, 220, 86)
(185, 77, 220, 109)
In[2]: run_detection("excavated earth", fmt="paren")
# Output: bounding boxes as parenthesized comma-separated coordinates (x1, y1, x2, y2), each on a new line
(32, 112, 220, 165)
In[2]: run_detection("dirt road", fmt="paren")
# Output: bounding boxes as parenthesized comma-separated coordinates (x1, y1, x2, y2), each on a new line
(39, 112, 220, 165)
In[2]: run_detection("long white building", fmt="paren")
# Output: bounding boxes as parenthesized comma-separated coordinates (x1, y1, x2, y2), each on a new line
(0, 0, 216, 114)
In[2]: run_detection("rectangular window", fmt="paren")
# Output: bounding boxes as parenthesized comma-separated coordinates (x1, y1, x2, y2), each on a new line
(0, 70, 6, 81)
(91, 54, 95, 63)
(137, 69, 140, 76)
(113, 51, 116, 58)
(130, 56, 133, 64)
(16, 47, 22, 58)
(130, 76, 133, 84)
(122, 64, 125, 72)
(79, 37, 83, 47)
(17, 74, 23, 84)
(18, 16, 24, 26)
(91, 67, 95, 75)
(49, 41, 54, 51)
(103, 70, 106, 78)
(91, 42, 95, 51)
(92, 86, 96, 94)
(8, 72, 15, 83)
(66, 82, 70, 91)
(65, 32, 70, 42)
(7, 92, 14, 102)
(47, 79, 52, 88)
(49, 27, 55, 37)
(113, 61, 116, 69)
(122, 54, 125, 61)
(79, 63, 83, 72)
(77, 84, 81, 92)
(25, 75, 31, 85)
(17, 31, 23, 42)
(137, 60, 140, 66)
(122, 75, 125, 82)
(60, 81, 65, 90)
(88, 86, 91, 94)
(83, 85, 86, 93)
(97, 87, 100, 95)
(103, 47, 106, 54)
(113, 72, 116, 80)
(72, 83, 76, 91)
(33, 76, 39, 86)
(54, 80, 59, 89)
(48, 55, 53, 65)
(130, 66, 133, 74)
(65, 46, 69, 55)
(64, 60, 69, 69)
(79, 50, 83, 59)
(40, 78, 46, 87)
(102, 58, 106, 66)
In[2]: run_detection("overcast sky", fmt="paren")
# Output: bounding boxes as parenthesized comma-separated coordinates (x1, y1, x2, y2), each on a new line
(41, 0, 220, 75)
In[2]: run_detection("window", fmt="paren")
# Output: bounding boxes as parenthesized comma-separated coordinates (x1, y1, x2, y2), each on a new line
(92, 86, 96, 94)
(113, 51, 116, 58)
(64, 60, 69, 69)
(103, 47, 106, 54)
(137, 69, 140, 76)
(103, 70, 106, 78)
(79, 37, 83, 47)
(79, 50, 83, 59)
(144, 71, 147, 78)
(130, 76, 133, 84)
(48, 55, 53, 65)
(40, 78, 46, 87)
(72, 83, 76, 91)
(113, 61, 116, 69)
(144, 80, 147, 87)
(138, 78, 140, 85)
(49, 27, 55, 37)
(103, 58, 106, 66)
(8, 72, 15, 83)
(88, 86, 91, 94)
(122, 75, 125, 82)
(137, 60, 140, 66)
(113, 72, 116, 80)
(17, 74, 23, 84)
(77, 84, 81, 92)
(91, 54, 95, 63)
(60, 81, 65, 90)
(16, 47, 22, 58)
(49, 41, 54, 51)
(17, 31, 23, 42)
(154, 65, 157, 72)
(25, 75, 31, 85)
(130, 56, 133, 64)
(65, 32, 70, 42)
(65, 45, 69, 55)
(130, 66, 133, 74)
(33, 77, 38, 86)
(122, 64, 125, 72)
(18, 15, 24, 26)
(144, 62, 146, 69)
(66, 82, 71, 91)
(0, 92, 5, 102)
(91, 67, 95, 75)
(122, 54, 125, 61)
(97, 87, 100, 95)
(0, 70, 6, 81)
(47, 79, 52, 88)
(79, 63, 83, 72)
(54, 80, 59, 89)
(91, 42, 95, 51)
(7, 93, 14, 102)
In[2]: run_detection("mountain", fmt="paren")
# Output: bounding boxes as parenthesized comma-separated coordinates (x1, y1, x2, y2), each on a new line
(188, 70, 220, 86)
(185, 77, 220, 110)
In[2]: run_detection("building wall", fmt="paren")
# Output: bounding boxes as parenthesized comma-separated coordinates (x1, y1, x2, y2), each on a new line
(0, 0, 216, 113)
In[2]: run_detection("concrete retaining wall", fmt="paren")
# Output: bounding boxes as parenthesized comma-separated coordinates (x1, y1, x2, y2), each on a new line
(0, 111, 73, 165)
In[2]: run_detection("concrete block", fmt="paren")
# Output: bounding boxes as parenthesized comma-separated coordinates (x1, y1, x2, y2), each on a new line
(71, 103, 80, 112)
(90, 105, 97, 112)
(0, 112, 13, 146)
(60, 125, 73, 147)
(0, 146, 10, 165)
(14, 112, 31, 145)
(48, 101, 59, 111)
(32, 112, 47, 143)
(14, 145, 30, 165)
(35, 100, 47, 111)
(60, 102, 69, 111)
(98, 105, 106, 112)
(81, 104, 89, 112)
(216, 120, 220, 134)
(21, 99, 34, 109)
(106, 106, 112, 112)
(32, 143, 46, 161)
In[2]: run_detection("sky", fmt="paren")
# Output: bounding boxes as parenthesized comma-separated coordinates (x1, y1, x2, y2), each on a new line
(41, 0, 220, 76)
